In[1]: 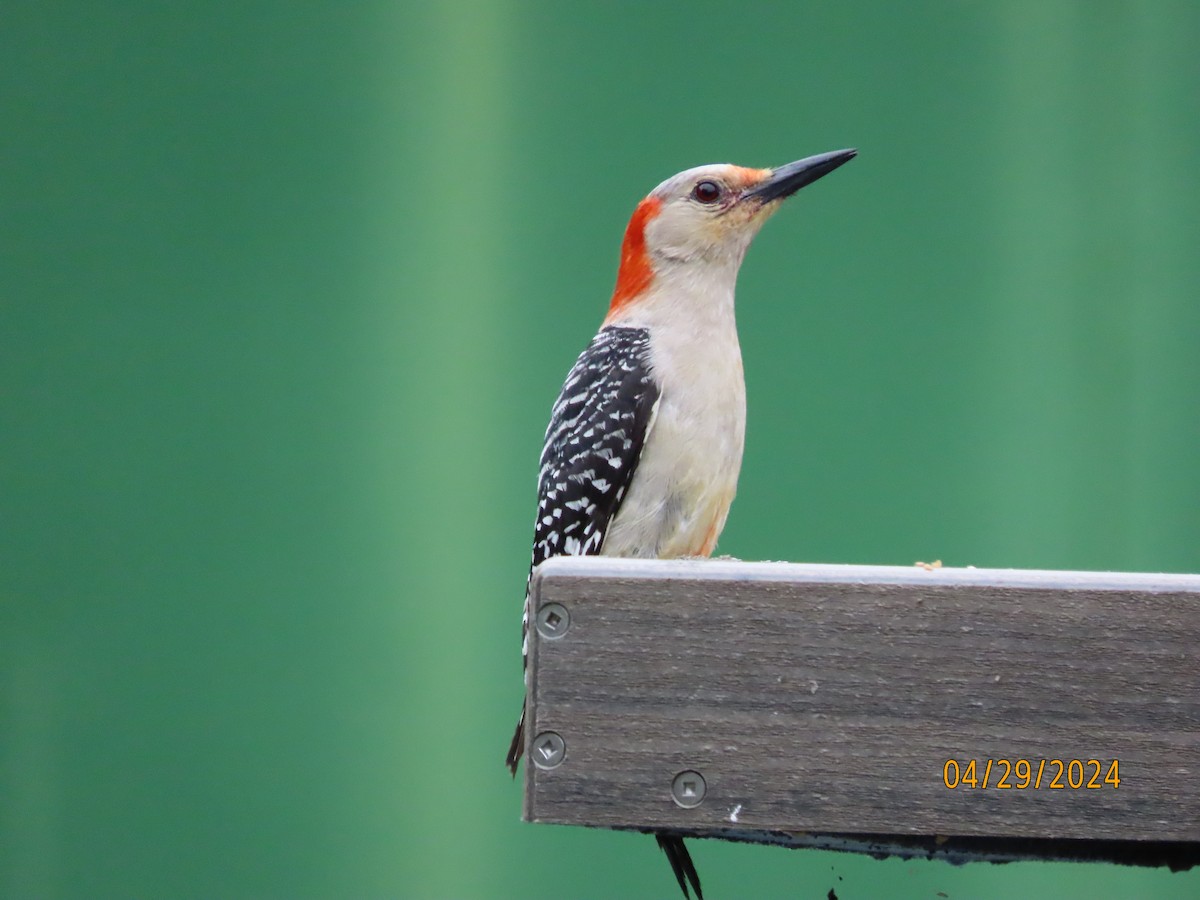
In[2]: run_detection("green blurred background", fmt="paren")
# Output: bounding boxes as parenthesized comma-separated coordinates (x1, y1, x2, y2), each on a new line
(3, 2, 1198, 898)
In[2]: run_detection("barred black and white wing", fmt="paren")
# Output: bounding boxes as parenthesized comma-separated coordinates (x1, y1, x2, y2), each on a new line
(530, 325, 659, 575)
(506, 325, 659, 774)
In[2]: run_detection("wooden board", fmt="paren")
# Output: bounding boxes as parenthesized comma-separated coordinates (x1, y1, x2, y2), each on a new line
(523, 557, 1200, 857)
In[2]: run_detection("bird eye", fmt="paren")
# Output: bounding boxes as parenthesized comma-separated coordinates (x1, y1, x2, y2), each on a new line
(692, 180, 721, 204)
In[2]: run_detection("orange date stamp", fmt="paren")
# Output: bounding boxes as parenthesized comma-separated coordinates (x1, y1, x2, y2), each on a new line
(942, 758, 1120, 790)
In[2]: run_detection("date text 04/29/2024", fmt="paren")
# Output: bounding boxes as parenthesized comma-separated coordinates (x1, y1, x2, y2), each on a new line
(943, 758, 1121, 790)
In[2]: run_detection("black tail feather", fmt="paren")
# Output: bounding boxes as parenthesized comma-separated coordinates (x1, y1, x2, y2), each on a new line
(505, 703, 525, 777)
(656, 834, 703, 900)
(510, 707, 701, 898)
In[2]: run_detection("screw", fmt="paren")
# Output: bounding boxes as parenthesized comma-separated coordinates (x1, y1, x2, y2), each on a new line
(536, 603, 570, 639)
(531, 731, 566, 769)
(671, 770, 707, 808)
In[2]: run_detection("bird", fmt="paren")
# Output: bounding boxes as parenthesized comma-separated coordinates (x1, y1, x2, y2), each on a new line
(507, 148, 857, 899)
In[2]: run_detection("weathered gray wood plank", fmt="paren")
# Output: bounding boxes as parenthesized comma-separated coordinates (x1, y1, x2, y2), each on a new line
(523, 558, 1200, 853)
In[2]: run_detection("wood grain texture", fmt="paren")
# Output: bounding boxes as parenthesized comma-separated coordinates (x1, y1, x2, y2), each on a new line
(523, 558, 1200, 850)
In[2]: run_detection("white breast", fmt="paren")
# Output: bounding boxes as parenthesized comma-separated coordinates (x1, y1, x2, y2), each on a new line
(601, 269, 747, 558)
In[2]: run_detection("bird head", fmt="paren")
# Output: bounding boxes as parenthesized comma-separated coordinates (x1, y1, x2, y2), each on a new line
(606, 149, 856, 320)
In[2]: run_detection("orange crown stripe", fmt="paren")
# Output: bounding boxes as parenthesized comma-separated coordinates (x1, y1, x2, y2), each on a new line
(605, 196, 662, 322)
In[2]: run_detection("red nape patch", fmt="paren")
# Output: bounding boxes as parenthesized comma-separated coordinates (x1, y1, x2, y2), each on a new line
(605, 196, 662, 322)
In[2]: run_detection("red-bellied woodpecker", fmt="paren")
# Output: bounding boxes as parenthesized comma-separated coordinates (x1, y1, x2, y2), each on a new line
(507, 149, 857, 899)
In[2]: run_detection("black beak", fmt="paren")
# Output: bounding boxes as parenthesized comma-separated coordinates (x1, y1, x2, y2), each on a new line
(748, 148, 857, 203)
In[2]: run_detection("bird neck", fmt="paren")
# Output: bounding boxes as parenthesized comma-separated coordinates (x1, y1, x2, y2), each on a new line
(604, 256, 741, 339)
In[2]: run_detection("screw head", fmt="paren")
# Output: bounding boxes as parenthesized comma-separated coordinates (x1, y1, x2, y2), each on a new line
(671, 770, 707, 808)
(535, 603, 571, 640)
(531, 731, 566, 769)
